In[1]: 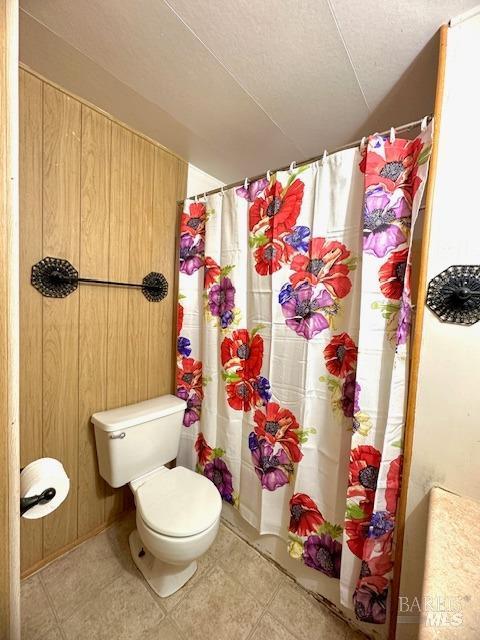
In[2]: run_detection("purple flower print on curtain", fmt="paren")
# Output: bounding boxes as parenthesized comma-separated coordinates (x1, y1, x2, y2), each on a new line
(248, 433, 293, 491)
(252, 376, 271, 405)
(396, 298, 411, 345)
(179, 234, 204, 275)
(353, 576, 388, 624)
(177, 386, 202, 428)
(303, 534, 342, 579)
(204, 457, 234, 503)
(363, 187, 410, 258)
(208, 276, 236, 328)
(279, 283, 333, 340)
(195, 434, 237, 505)
(341, 374, 360, 418)
(235, 178, 269, 202)
(284, 225, 310, 252)
(177, 336, 192, 357)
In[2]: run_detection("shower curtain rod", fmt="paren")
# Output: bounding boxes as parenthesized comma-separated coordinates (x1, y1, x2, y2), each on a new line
(179, 114, 433, 204)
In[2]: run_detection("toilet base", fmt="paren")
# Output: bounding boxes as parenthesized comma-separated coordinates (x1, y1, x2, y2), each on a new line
(129, 529, 197, 598)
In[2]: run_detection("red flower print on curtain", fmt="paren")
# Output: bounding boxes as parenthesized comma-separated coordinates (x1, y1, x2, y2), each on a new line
(176, 357, 203, 428)
(175, 122, 432, 626)
(341, 126, 432, 625)
(249, 178, 304, 236)
(279, 236, 356, 342)
(253, 403, 303, 463)
(287, 492, 343, 578)
(361, 137, 425, 203)
(289, 494, 325, 536)
(181, 202, 206, 237)
(248, 175, 305, 275)
(378, 249, 408, 300)
(323, 333, 358, 378)
(221, 327, 271, 411)
(289, 237, 352, 298)
(248, 402, 317, 493)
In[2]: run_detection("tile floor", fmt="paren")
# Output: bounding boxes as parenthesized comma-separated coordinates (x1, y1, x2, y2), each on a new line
(21, 514, 368, 640)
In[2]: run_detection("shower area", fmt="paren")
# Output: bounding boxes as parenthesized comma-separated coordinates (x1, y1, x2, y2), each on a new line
(175, 120, 432, 631)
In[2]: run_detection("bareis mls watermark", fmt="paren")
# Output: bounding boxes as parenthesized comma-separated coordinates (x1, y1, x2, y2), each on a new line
(397, 595, 464, 627)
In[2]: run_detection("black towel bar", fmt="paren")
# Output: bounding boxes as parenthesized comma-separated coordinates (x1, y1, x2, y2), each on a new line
(31, 256, 168, 302)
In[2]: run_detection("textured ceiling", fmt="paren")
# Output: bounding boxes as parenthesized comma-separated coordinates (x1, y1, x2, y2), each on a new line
(20, 0, 478, 182)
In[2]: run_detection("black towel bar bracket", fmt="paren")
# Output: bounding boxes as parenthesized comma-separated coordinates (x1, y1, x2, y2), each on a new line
(426, 265, 480, 325)
(31, 257, 168, 302)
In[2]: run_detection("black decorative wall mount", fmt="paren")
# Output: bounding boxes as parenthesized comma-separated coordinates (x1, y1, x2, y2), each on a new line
(31, 257, 79, 298)
(31, 257, 168, 302)
(426, 265, 480, 325)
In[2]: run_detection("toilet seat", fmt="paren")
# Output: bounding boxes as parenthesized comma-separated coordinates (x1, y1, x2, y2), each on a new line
(135, 466, 222, 538)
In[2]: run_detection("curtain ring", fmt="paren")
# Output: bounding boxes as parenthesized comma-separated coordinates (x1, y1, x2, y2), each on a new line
(360, 136, 367, 153)
(289, 161, 296, 173)
(220, 186, 225, 197)
(389, 127, 396, 144)
(194, 194, 198, 203)
(243, 177, 248, 189)
(266, 169, 271, 181)
(203, 192, 207, 201)
(322, 150, 327, 164)
(421, 116, 428, 132)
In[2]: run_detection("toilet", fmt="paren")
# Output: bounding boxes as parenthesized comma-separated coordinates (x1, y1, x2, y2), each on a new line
(92, 395, 222, 597)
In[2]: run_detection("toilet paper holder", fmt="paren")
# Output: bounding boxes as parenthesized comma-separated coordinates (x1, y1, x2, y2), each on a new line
(20, 487, 56, 517)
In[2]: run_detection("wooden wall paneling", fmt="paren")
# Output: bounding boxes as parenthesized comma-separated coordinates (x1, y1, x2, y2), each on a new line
(0, 0, 19, 635)
(126, 137, 154, 405)
(105, 122, 133, 519)
(147, 149, 178, 397)
(175, 158, 188, 204)
(42, 84, 81, 555)
(20, 67, 188, 574)
(77, 105, 111, 536)
(19, 69, 44, 572)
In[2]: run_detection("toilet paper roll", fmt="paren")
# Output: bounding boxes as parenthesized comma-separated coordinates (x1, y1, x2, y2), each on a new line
(20, 458, 70, 519)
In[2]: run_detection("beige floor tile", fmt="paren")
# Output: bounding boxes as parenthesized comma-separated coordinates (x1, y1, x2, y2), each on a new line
(269, 581, 352, 640)
(204, 523, 239, 563)
(157, 523, 238, 611)
(219, 536, 283, 606)
(61, 573, 164, 640)
(172, 565, 263, 640)
(40, 528, 127, 622)
(21, 574, 58, 640)
(142, 617, 184, 640)
(25, 515, 367, 640)
(106, 511, 136, 555)
(156, 558, 212, 612)
(249, 613, 297, 640)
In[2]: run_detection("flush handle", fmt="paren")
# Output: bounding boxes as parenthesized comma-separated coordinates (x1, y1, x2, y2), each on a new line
(109, 432, 126, 440)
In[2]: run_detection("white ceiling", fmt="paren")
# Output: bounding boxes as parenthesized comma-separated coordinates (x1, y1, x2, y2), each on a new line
(20, 0, 478, 182)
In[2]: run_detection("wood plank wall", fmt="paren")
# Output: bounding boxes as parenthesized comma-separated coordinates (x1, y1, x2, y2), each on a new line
(19, 67, 187, 575)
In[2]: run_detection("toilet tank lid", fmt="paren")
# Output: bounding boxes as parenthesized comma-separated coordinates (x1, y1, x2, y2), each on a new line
(92, 395, 186, 432)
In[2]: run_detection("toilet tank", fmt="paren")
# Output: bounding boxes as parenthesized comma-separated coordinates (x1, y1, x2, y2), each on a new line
(92, 395, 186, 488)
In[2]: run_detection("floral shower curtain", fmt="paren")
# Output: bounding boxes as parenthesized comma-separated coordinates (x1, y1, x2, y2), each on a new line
(176, 124, 432, 624)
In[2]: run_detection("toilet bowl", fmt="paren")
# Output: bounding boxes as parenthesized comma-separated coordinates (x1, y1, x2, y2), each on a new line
(128, 465, 222, 596)
(92, 395, 223, 598)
